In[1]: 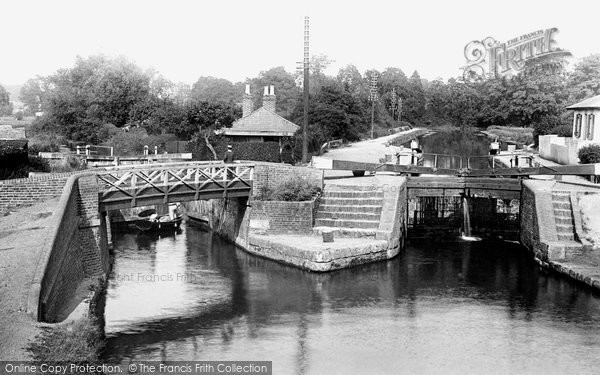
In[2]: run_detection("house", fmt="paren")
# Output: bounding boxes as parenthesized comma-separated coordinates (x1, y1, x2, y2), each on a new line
(539, 94, 600, 164)
(221, 85, 299, 144)
(567, 95, 598, 142)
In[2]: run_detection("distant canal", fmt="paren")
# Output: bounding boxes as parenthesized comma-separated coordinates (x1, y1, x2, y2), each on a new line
(103, 226, 600, 374)
(398, 129, 494, 169)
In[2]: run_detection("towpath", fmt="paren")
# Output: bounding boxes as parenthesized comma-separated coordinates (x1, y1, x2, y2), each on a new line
(0, 198, 59, 360)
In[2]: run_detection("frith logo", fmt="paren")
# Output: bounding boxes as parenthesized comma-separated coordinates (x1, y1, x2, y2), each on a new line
(462, 28, 571, 79)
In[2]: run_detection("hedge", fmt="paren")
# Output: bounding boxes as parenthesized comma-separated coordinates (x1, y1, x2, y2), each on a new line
(189, 136, 283, 163)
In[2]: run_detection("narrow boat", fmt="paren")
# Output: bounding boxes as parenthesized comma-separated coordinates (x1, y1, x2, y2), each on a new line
(134, 208, 183, 232)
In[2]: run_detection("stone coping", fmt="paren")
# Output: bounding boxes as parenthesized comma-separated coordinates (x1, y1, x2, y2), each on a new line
(247, 233, 396, 272)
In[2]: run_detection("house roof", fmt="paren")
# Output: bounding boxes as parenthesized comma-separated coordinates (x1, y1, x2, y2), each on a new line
(222, 107, 300, 137)
(566, 94, 600, 110)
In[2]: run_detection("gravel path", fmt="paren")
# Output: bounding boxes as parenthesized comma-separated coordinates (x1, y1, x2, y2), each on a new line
(0, 198, 59, 360)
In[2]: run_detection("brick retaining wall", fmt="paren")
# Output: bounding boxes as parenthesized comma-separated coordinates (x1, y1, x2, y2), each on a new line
(0, 172, 75, 210)
(252, 163, 323, 199)
(29, 172, 110, 322)
(249, 200, 314, 234)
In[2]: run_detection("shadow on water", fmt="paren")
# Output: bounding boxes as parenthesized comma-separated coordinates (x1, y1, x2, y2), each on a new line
(103, 221, 600, 370)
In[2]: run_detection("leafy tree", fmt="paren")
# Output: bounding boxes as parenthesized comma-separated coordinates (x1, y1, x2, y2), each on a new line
(293, 83, 367, 152)
(170, 101, 240, 159)
(336, 64, 365, 97)
(0, 85, 11, 116)
(568, 54, 600, 101)
(403, 71, 426, 124)
(443, 78, 483, 128)
(508, 58, 570, 140)
(19, 77, 47, 115)
(31, 55, 156, 142)
(249, 66, 300, 119)
(190, 76, 240, 105)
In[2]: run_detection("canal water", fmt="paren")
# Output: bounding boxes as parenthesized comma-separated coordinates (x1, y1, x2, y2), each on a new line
(103, 226, 600, 374)
(103, 131, 600, 373)
(399, 130, 494, 169)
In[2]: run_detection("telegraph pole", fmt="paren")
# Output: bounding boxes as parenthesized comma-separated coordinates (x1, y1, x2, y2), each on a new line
(369, 72, 378, 139)
(390, 88, 397, 127)
(301, 16, 310, 163)
(397, 97, 403, 124)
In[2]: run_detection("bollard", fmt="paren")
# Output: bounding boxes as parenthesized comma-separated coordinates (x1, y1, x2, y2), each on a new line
(322, 229, 334, 243)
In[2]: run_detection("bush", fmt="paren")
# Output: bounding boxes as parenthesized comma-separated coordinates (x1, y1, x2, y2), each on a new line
(578, 144, 600, 164)
(28, 133, 66, 154)
(52, 154, 85, 172)
(188, 135, 282, 162)
(261, 176, 321, 201)
(550, 124, 572, 137)
(28, 155, 51, 173)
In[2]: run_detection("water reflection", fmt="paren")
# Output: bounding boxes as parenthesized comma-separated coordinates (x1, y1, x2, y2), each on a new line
(398, 130, 494, 169)
(104, 226, 600, 374)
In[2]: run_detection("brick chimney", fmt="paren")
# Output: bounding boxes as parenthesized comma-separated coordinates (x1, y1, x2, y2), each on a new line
(262, 85, 276, 112)
(242, 84, 253, 117)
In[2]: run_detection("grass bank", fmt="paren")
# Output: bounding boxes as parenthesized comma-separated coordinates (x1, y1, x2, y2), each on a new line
(484, 126, 534, 146)
(27, 317, 104, 363)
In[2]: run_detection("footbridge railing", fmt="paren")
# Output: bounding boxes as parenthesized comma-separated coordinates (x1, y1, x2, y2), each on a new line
(97, 163, 254, 210)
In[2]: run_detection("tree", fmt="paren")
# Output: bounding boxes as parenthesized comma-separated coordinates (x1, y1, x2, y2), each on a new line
(403, 71, 426, 124)
(293, 83, 367, 152)
(171, 101, 240, 159)
(32, 55, 156, 142)
(568, 54, 600, 102)
(336, 64, 364, 97)
(507, 58, 570, 139)
(444, 78, 483, 128)
(190, 76, 240, 105)
(249, 66, 300, 119)
(0, 85, 11, 116)
(19, 77, 47, 115)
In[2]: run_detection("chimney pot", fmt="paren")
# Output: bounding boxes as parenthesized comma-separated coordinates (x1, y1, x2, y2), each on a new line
(270, 85, 275, 96)
(263, 86, 269, 96)
(245, 84, 250, 95)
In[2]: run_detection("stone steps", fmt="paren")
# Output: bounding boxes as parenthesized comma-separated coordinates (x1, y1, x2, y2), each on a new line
(551, 193, 570, 202)
(318, 204, 382, 214)
(320, 197, 384, 206)
(551, 191, 576, 243)
(553, 202, 571, 210)
(324, 184, 381, 192)
(323, 190, 384, 199)
(555, 216, 573, 225)
(553, 208, 572, 217)
(315, 211, 381, 221)
(314, 184, 384, 234)
(314, 218, 380, 229)
(313, 226, 378, 238)
(557, 233, 575, 241)
(556, 223, 574, 233)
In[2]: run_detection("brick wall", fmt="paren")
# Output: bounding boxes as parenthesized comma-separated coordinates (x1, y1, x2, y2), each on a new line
(31, 172, 110, 322)
(252, 163, 324, 199)
(0, 172, 75, 210)
(249, 200, 314, 234)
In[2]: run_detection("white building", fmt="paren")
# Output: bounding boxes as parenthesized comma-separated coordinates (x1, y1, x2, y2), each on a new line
(539, 94, 600, 164)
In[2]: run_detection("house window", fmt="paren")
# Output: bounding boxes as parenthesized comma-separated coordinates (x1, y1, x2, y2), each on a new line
(574, 114, 582, 137)
(587, 114, 595, 140)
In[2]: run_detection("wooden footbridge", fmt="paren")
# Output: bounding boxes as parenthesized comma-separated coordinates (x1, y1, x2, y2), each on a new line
(97, 163, 254, 211)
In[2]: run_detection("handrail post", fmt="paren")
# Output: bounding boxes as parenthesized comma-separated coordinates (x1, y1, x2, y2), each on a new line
(85, 145, 90, 156)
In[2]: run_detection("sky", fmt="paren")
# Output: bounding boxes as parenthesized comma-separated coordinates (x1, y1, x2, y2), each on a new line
(1, 0, 599, 87)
